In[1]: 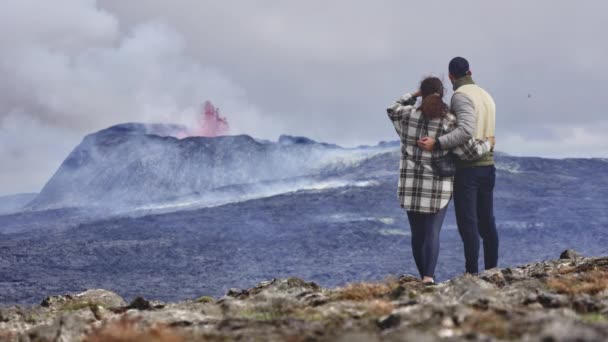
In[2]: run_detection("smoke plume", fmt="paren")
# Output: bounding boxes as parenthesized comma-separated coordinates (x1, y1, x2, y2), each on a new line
(0, 0, 268, 195)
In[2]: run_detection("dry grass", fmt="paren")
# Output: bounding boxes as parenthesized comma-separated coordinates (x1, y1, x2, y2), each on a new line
(291, 307, 325, 322)
(462, 311, 510, 339)
(582, 313, 607, 323)
(195, 296, 215, 304)
(333, 278, 400, 301)
(547, 269, 608, 295)
(558, 260, 608, 275)
(366, 300, 396, 317)
(0, 330, 16, 340)
(557, 266, 577, 275)
(84, 317, 184, 342)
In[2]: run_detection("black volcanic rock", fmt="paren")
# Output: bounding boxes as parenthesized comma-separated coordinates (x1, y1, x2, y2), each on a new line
(560, 249, 582, 260)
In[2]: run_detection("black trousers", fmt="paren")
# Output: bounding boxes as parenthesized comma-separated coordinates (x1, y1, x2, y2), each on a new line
(454, 165, 499, 274)
(406, 206, 447, 278)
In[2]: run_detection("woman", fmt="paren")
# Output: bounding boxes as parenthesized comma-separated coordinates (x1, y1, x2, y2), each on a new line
(386, 77, 493, 285)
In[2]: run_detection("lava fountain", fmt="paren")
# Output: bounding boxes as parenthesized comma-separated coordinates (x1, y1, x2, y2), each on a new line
(176, 101, 230, 138)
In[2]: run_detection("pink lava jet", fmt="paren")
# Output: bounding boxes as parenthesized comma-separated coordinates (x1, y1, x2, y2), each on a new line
(180, 101, 230, 138)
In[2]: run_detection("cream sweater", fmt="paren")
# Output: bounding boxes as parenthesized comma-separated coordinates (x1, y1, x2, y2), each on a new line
(455, 84, 496, 139)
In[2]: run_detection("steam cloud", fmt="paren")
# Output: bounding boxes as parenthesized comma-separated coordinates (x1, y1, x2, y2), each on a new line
(0, 0, 270, 195)
(3, 0, 607, 196)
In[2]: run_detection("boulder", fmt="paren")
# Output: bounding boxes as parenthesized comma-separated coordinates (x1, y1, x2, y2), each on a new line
(125, 297, 166, 311)
(560, 249, 582, 260)
(478, 268, 507, 287)
(41, 289, 126, 310)
(25, 309, 97, 342)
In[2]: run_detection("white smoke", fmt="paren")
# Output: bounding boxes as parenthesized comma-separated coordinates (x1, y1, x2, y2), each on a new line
(0, 0, 278, 195)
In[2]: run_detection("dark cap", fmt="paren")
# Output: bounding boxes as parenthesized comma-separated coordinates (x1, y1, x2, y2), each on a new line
(449, 57, 470, 78)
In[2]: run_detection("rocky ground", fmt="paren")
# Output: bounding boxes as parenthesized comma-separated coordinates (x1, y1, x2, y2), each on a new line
(1, 250, 607, 342)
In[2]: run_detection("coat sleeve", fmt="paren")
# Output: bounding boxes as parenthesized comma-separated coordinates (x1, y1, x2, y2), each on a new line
(452, 139, 492, 161)
(387, 93, 416, 122)
(437, 93, 475, 149)
(441, 114, 491, 161)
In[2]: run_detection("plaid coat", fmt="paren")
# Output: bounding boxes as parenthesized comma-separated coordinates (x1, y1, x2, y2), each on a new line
(387, 93, 492, 213)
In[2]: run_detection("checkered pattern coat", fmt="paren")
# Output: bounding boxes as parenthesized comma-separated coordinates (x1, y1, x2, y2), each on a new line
(387, 93, 492, 213)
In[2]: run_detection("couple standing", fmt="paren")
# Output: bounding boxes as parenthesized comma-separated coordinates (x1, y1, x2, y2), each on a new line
(387, 57, 498, 285)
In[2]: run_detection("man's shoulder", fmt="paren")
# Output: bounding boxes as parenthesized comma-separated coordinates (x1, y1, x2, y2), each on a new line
(453, 84, 494, 105)
(474, 85, 495, 108)
(454, 84, 480, 96)
(456, 83, 493, 97)
(450, 91, 474, 106)
(479, 86, 495, 103)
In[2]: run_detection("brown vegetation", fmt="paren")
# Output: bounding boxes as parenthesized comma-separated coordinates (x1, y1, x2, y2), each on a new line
(84, 318, 184, 342)
(462, 310, 510, 339)
(547, 269, 608, 295)
(365, 299, 396, 317)
(0, 331, 16, 341)
(333, 278, 401, 301)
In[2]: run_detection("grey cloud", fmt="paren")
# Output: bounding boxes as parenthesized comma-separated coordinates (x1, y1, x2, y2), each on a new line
(1, 0, 607, 195)
(0, 0, 281, 195)
(100, 0, 608, 144)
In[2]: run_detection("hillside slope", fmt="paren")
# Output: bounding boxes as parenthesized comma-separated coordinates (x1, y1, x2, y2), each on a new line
(27, 123, 382, 210)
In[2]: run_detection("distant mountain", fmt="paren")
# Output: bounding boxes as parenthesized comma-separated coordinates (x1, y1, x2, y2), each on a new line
(0, 193, 37, 215)
(25, 122, 608, 212)
(27, 123, 387, 210)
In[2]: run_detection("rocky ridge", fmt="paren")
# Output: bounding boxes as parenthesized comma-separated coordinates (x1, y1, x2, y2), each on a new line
(1, 251, 607, 341)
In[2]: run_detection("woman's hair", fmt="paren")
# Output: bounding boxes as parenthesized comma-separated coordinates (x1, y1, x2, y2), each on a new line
(420, 77, 448, 119)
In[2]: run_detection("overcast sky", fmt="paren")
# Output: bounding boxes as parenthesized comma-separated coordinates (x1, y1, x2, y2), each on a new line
(1, 0, 607, 195)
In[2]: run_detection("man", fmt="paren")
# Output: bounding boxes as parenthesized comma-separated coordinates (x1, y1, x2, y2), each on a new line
(418, 57, 498, 274)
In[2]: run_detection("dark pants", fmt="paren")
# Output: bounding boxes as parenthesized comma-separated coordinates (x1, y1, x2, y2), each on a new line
(406, 206, 447, 279)
(454, 165, 499, 274)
